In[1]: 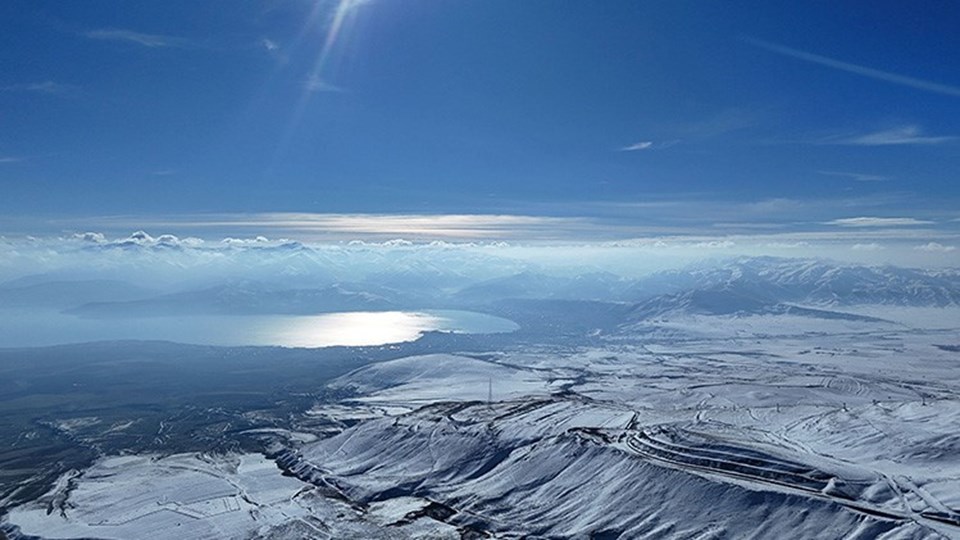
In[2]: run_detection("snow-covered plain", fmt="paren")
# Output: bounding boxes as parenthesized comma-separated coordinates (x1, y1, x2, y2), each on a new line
(8, 307, 960, 538)
(5, 453, 461, 539)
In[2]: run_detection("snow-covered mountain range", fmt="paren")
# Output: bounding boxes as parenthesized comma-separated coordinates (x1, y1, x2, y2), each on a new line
(3, 257, 958, 323)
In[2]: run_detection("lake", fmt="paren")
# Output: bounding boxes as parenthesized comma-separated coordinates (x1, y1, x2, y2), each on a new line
(0, 309, 518, 348)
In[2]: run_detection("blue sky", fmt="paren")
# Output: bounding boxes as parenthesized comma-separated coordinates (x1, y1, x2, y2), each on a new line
(1, 0, 959, 252)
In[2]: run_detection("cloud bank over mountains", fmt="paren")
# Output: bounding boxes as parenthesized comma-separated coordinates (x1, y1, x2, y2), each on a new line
(0, 223, 956, 288)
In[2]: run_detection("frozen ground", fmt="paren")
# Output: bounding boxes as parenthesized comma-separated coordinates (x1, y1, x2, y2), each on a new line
(5, 453, 461, 539)
(7, 307, 960, 538)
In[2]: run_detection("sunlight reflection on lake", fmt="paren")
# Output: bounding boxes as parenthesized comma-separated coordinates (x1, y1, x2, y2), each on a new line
(265, 311, 442, 347)
(258, 311, 508, 347)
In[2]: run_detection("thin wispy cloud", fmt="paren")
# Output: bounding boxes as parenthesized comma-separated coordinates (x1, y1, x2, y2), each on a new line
(1, 81, 76, 95)
(915, 242, 956, 253)
(39, 205, 958, 249)
(80, 213, 590, 240)
(826, 217, 933, 228)
(743, 36, 960, 98)
(764, 241, 809, 249)
(260, 38, 287, 63)
(261, 38, 279, 52)
(588, 193, 907, 225)
(85, 29, 192, 48)
(693, 240, 735, 249)
(618, 110, 755, 152)
(682, 108, 759, 137)
(305, 74, 343, 93)
(817, 170, 888, 182)
(619, 140, 680, 151)
(825, 126, 956, 146)
(851, 242, 885, 251)
(0, 156, 23, 163)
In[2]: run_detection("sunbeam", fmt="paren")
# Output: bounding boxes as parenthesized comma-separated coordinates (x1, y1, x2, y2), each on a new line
(272, 0, 369, 166)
